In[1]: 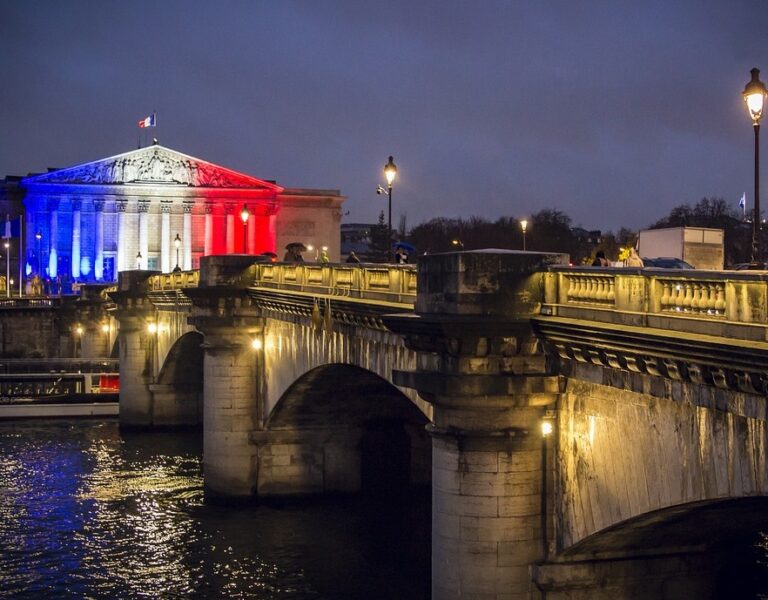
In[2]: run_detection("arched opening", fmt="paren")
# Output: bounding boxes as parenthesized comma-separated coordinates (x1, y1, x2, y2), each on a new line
(266, 364, 431, 498)
(153, 331, 204, 425)
(562, 497, 768, 599)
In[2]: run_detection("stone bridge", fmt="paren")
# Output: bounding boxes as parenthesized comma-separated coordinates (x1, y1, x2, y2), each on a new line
(108, 252, 768, 599)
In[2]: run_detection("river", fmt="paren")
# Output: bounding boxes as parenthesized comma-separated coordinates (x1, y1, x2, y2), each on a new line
(0, 419, 429, 599)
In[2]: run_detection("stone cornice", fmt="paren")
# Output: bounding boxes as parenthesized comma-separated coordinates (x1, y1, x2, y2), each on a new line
(533, 315, 768, 394)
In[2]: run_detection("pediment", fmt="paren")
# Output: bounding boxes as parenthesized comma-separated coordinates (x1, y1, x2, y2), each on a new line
(23, 145, 282, 191)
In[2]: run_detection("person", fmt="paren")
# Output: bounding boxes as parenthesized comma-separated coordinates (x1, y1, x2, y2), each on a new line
(320, 249, 329, 265)
(283, 247, 305, 263)
(625, 247, 644, 268)
(345, 251, 360, 264)
(591, 250, 609, 267)
(394, 247, 408, 264)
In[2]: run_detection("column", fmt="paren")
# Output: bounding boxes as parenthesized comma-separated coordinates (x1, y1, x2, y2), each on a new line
(160, 202, 171, 273)
(138, 200, 149, 269)
(204, 202, 213, 256)
(94, 200, 105, 281)
(247, 210, 256, 254)
(225, 204, 235, 254)
(48, 199, 58, 278)
(116, 200, 127, 272)
(71, 199, 81, 279)
(183, 202, 193, 270)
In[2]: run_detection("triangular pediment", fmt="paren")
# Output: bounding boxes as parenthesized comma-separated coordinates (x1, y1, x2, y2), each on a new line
(23, 145, 283, 191)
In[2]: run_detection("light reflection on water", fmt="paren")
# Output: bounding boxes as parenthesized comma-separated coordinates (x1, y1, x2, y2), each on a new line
(0, 420, 429, 599)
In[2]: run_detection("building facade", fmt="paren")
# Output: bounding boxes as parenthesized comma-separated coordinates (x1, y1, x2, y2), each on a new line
(21, 143, 344, 282)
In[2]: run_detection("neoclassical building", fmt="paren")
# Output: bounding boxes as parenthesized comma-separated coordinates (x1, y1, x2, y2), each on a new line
(21, 143, 345, 281)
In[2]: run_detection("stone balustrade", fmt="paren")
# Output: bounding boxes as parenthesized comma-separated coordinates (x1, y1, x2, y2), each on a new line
(543, 266, 768, 341)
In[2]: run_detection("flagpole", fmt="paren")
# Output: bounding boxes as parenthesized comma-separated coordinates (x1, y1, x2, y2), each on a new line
(18, 215, 23, 297)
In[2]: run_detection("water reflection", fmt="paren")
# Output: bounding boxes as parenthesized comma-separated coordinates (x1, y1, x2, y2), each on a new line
(0, 420, 429, 599)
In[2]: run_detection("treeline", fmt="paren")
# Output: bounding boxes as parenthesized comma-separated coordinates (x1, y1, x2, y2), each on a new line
(367, 197, 753, 265)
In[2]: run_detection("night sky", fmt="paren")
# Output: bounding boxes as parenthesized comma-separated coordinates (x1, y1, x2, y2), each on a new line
(1, 0, 767, 233)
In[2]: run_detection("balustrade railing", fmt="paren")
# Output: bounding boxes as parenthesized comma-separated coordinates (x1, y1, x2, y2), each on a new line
(147, 270, 200, 291)
(543, 266, 768, 340)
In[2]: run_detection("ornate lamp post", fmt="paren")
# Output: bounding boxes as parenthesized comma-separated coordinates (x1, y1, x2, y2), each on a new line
(744, 68, 767, 263)
(173, 233, 182, 272)
(240, 205, 250, 253)
(520, 219, 528, 251)
(384, 156, 397, 262)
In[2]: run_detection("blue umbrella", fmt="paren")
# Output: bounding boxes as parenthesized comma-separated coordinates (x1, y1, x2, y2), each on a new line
(393, 241, 415, 253)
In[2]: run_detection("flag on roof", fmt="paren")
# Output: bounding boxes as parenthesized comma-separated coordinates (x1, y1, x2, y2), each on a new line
(138, 113, 156, 128)
(740, 192, 746, 210)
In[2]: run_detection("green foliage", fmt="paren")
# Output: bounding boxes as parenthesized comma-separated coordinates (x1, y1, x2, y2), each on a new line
(368, 211, 390, 262)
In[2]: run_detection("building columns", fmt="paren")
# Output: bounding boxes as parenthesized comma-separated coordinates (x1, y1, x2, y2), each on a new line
(204, 203, 213, 256)
(71, 199, 81, 279)
(183, 202, 193, 270)
(160, 202, 171, 273)
(116, 200, 127, 272)
(226, 204, 235, 254)
(94, 200, 105, 280)
(138, 201, 149, 270)
(48, 200, 58, 278)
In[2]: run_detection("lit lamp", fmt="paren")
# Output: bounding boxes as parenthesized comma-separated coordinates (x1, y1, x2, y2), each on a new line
(744, 68, 768, 263)
(451, 239, 464, 250)
(520, 219, 528, 251)
(35, 231, 42, 278)
(173, 233, 182, 272)
(384, 156, 397, 262)
(240, 205, 250, 253)
(3, 239, 8, 298)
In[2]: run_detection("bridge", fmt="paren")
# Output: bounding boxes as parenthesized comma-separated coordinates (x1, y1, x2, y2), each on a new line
(104, 252, 768, 599)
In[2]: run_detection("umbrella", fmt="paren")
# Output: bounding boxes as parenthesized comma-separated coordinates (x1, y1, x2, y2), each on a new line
(393, 241, 415, 253)
(285, 242, 307, 252)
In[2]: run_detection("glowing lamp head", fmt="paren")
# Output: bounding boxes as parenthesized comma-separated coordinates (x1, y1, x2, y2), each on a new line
(147, 323, 158, 334)
(35, 232, 42, 241)
(3, 241, 8, 249)
(101, 323, 110, 333)
(174, 233, 181, 249)
(541, 420, 553, 437)
(75, 325, 84, 336)
(251, 338, 262, 350)
(451, 239, 462, 247)
(240, 205, 250, 224)
(520, 219, 528, 233)
(384, 156, 397, 187)
(743, 68, 767, 123)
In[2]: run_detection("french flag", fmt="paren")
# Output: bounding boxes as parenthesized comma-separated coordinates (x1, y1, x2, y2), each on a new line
(138, 113, 156, 128)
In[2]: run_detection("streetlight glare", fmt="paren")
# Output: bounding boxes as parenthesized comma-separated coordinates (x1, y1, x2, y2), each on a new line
(147, 323, 158, 334)
(541, 420, 553, 437)
(384, 156, 397, 186)
(744, 68, 767, 122)
(251, 338, 262, 350)
(240, 205, 250, 224)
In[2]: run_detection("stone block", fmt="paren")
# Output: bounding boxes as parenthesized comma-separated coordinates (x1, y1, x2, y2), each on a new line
(435, 491, 499, 517)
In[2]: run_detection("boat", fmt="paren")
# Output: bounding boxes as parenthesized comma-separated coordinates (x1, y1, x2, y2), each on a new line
(0, 363, 119, 419)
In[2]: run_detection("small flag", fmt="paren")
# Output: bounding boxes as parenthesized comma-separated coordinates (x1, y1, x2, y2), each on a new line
(740, 192, 746, 211)
(138, 113, 156, 128)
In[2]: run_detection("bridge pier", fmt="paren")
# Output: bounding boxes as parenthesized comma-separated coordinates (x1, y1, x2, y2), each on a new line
(116, 311, 156, 427)
(388, 251, 565, 600)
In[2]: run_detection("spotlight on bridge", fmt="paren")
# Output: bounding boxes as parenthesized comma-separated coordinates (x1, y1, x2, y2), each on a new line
(147, 323, 158, 334)
(101, 323, 110, 333)
(251, 338, 263, 350)
(75, 325, 84, 336)
(541, 420, 553, 437)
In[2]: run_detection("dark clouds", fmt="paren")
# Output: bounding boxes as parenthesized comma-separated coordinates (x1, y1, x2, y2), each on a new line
(1, 0, 767, 232)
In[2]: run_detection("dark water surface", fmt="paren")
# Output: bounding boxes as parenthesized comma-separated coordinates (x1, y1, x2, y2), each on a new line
(0, 420, 429, 599)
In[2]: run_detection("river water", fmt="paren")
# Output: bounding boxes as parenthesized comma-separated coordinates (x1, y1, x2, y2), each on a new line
(0, 419, 430, 599)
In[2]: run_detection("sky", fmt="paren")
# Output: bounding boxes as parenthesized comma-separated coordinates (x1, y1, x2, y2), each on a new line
(1, 0, 767, 233)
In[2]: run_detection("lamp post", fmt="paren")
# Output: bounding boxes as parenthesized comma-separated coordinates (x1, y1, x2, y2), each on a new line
(384, 156, 397, 262)
(451, 239, 464, 250)
(136, 251, 142, 270)
(3, 240, 9, 298)
(744, 68, 768, 263)
(520, 219, 528, 251)
(240, 205, 250, 253)
(173, 233, 182, 272)
(35, 231, 42, 277)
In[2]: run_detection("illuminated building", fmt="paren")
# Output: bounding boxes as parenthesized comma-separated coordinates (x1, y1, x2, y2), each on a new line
(21, 143, 344, 281)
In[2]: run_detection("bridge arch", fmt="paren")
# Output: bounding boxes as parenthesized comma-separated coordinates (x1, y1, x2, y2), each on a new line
(256, 363, 431, 497)
(150, 330, 204, 425)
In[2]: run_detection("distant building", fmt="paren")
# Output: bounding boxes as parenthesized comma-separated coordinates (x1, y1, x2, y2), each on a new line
(16, 143, 345, 282)
(341, 222, 376, 261)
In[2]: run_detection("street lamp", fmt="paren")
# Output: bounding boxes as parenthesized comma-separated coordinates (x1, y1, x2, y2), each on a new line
(3, 240, 9, 298)
(240, 205, 250, 253)
(744, 67, 767, 262)
(384, 156, 397, 262)
(136, 251, 142, 270)
(35, 231, 42, 277)
(451, 239, 464, 250)
(173, 233, 182, 272)
(520, 219, 528, 251)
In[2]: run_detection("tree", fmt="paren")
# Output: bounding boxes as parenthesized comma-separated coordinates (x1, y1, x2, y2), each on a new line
(368, 211, 390, 262)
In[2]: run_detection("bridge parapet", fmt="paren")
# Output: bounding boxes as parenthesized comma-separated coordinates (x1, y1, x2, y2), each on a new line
(544, 266, 768, 341)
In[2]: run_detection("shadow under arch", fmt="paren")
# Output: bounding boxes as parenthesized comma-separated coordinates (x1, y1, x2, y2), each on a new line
(265, 363, 431, 498)
(561, 497, 768, 599)
(153, 331, 204, 425)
